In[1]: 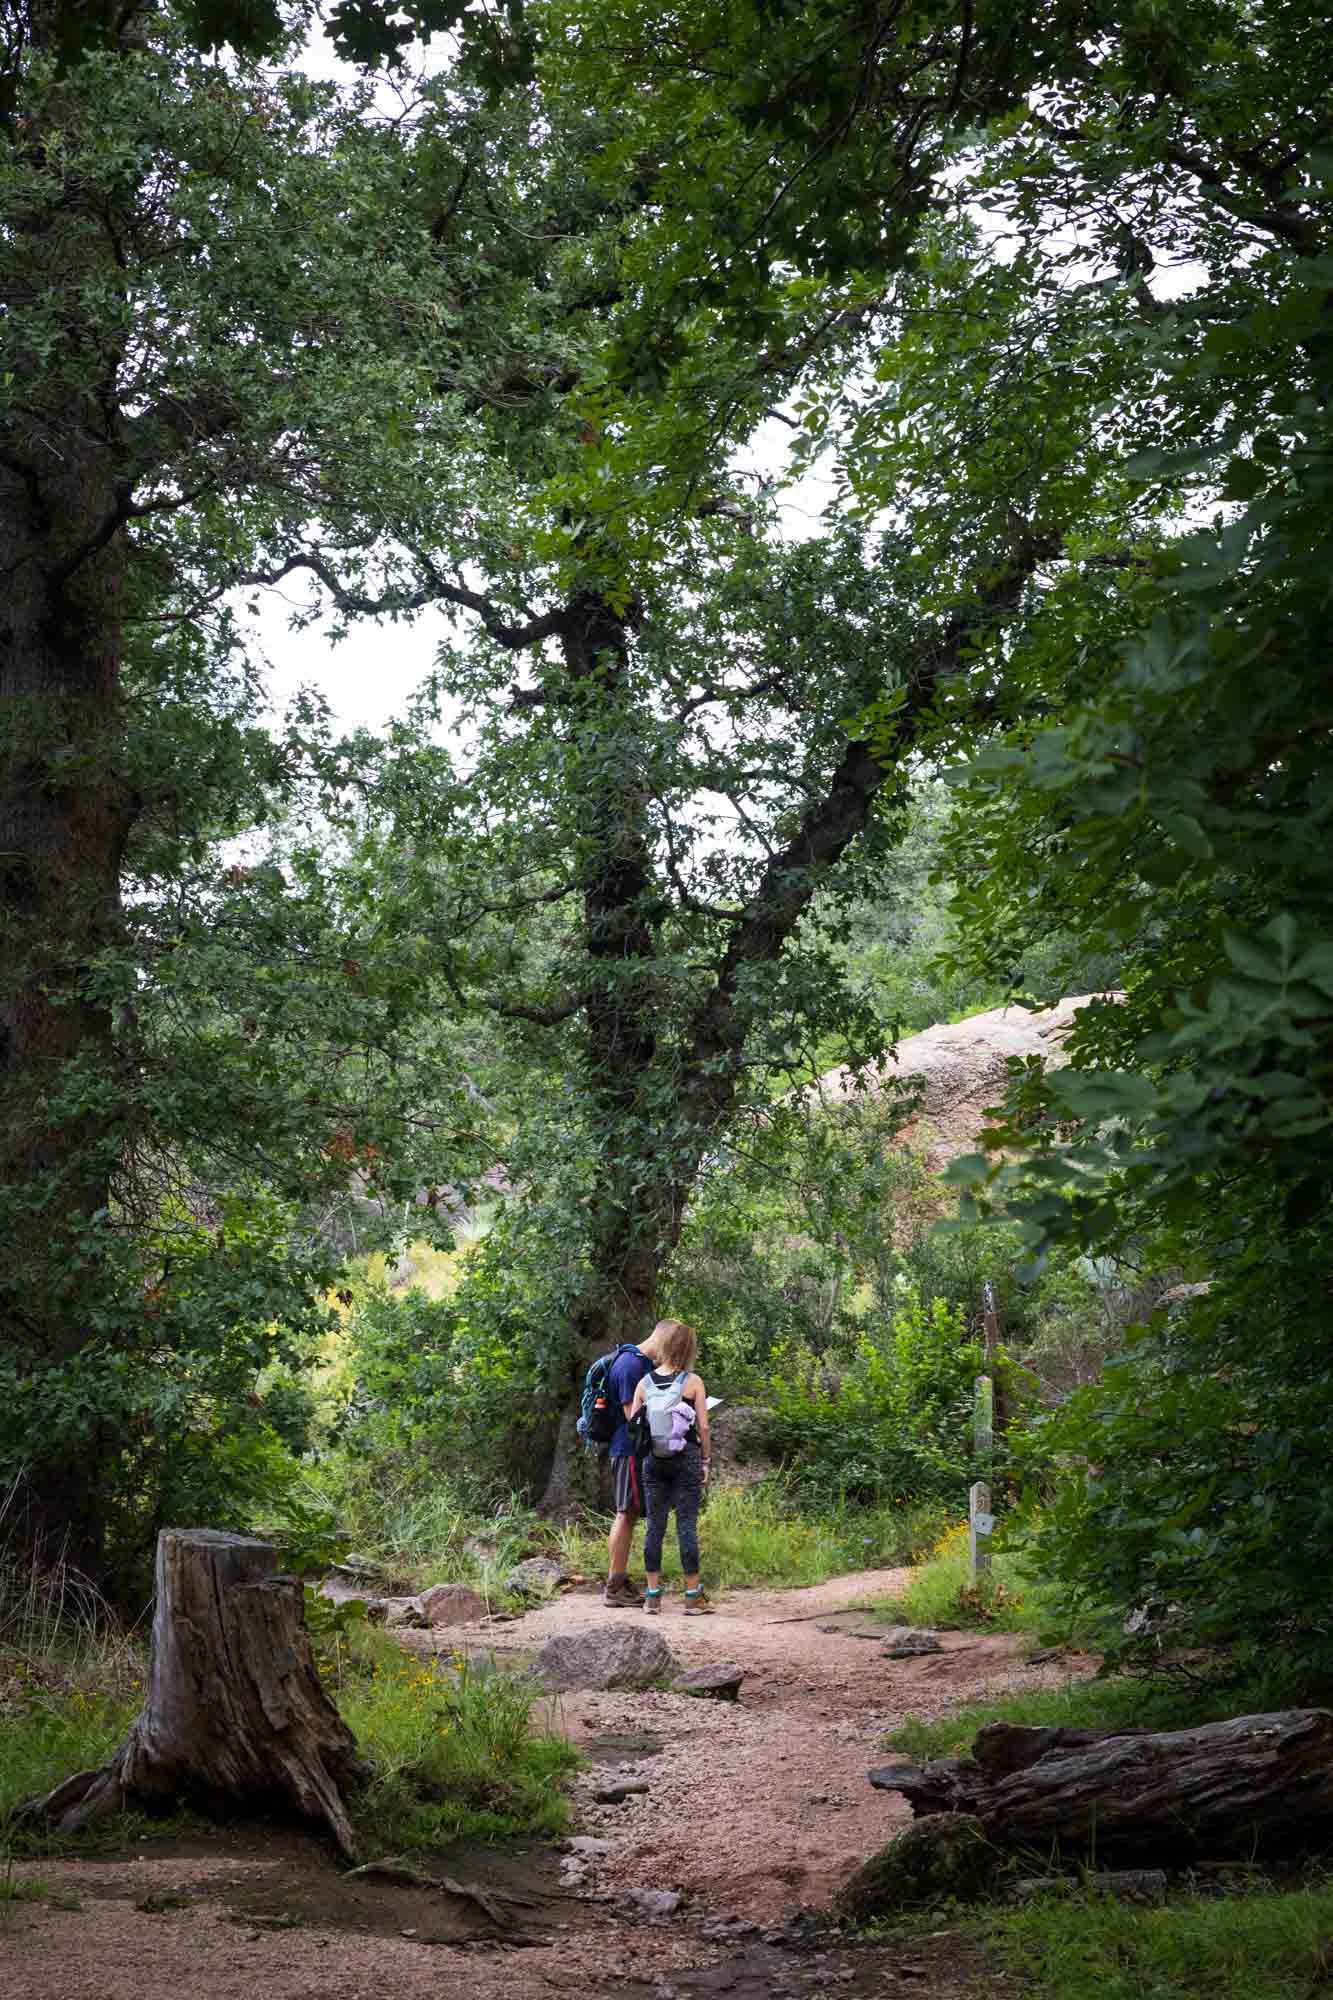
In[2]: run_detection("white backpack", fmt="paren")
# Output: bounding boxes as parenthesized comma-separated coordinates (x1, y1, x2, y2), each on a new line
(642, 1370, 695, 1457)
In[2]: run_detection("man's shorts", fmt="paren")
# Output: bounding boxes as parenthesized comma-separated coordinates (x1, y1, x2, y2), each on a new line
(612, 1452, 644, 1516)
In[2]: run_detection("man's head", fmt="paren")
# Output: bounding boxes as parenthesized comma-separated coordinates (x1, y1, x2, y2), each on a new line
(642, 1317, 698, 1372)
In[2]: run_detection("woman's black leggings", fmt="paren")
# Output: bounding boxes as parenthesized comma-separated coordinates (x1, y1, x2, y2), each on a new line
(642, 1447, 705, 1574)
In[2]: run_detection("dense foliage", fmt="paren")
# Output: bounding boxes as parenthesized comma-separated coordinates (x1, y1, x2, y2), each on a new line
(2, 0, 1329, 1672)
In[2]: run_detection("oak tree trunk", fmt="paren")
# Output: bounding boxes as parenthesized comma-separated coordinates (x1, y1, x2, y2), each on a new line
(23, 1529, 370, 1859)
(1, 4, 138, 1580)
(538, 594, 681, 1516)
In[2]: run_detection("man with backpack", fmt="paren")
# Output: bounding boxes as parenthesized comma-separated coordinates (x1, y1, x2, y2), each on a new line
(596, 1321, 676, 1608)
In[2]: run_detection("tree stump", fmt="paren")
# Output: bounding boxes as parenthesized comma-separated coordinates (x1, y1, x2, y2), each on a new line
(23, 1529, 370, 1859)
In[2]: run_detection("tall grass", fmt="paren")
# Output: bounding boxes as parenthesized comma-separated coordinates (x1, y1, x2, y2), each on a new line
(298, 1456, 953, 1598)
(0, 1650, 141, 1831)
(886, 1674, 1235, 1764)
(553, 1483, 950, 1590)
(984, 1881, 1333, 2000)
(867, 1521, 1098, 1643)
(0, 1523, 146, 1840)
(290, 1470, 545, 1598)
(2, 1554, 575, 1861)
(886, 1659, 1317, 1764)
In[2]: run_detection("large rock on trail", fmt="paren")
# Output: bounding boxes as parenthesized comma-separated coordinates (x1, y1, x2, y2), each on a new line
(534, 1628, 678, 1690)
(811, 995, 1115, 1171)
(418, 1583, 487, 1626)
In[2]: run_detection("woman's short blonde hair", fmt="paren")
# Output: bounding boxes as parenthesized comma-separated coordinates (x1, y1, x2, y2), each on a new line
(653, 1318, 698, 1372)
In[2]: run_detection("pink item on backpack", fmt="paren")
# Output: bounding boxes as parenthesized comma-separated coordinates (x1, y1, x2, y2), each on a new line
(669, 1403, 696, 1449)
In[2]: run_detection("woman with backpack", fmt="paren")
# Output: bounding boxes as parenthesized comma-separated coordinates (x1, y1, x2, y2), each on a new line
(626, 1318, 714, 1615)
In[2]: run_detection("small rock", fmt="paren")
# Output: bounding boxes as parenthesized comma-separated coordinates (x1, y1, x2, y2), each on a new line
(418, 1582, 486, 1626)
(675, 1662, 744, 1700)
(625, 1888, 683, 1917)
(380, 1598, 429, 1629)
(879, 1626, 943, 1658)
(505, 1556, 569, 1596)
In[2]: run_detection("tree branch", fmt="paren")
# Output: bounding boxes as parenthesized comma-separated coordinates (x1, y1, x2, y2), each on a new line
(484, 994, 583, 1027)
(681, 544, 1051, 1125)
(1162, 141, 1324, 255)
(239, 550, 566, 650)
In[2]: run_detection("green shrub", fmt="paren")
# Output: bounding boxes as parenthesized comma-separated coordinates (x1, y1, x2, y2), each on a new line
(334, 1634, 578, 1851)
(1011, 1259, 1333, 1688)
(329, 1258, 552, 1509)
(765, 1297, 987, 1506)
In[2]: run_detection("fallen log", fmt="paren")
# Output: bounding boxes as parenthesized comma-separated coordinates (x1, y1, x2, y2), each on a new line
(972, 1720, 1148, 1778)
(875, 1711, 1333, 1860)
(21, 1528, 370, 1859)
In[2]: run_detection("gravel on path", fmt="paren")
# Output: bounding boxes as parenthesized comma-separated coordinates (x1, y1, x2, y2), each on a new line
(3, 1567, 1094, 1999)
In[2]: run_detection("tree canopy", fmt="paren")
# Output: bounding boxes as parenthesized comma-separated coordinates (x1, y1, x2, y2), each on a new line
(2, 0, 1330, 1653)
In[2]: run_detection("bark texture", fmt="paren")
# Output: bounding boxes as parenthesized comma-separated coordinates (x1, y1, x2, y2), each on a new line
(882, 1711, 1333, 1859)
(1, 0, 141, 1578)
(23, 1529, 370, 1859)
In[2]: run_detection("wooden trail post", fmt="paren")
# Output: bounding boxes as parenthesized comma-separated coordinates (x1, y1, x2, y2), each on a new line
(969, 1476, 994, 1577)
(981, 1278, 999, 1353)
(970, 1279, 998, 1577)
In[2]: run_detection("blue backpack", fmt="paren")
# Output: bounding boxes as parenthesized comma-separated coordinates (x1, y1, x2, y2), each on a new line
(577, 1343, 641, 1447)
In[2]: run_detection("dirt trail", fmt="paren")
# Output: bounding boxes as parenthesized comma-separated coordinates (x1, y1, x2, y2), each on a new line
(3, 1570, 1090, 1999)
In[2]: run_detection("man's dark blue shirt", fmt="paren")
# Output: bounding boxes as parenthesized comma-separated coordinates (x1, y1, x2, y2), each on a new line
(607, 1345, 652, 1458)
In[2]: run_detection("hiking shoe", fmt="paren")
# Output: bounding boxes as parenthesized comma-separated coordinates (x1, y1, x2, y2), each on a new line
(602, 1575, 643, 1608)
(683, 1588, 714, 1615)
(644, 1588, 663, 1615)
